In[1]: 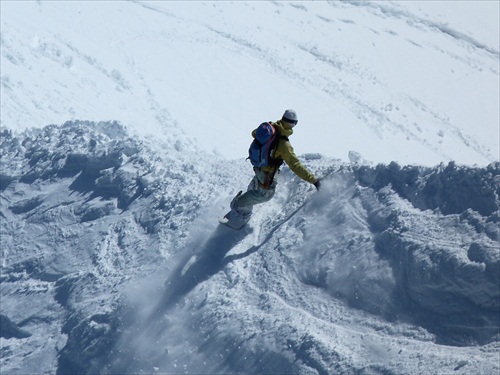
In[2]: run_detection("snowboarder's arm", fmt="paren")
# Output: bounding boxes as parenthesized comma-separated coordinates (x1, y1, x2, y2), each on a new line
(279, 141, 317, 184)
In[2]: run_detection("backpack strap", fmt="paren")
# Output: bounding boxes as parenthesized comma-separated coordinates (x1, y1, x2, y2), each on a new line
(268, 134, 288, 166)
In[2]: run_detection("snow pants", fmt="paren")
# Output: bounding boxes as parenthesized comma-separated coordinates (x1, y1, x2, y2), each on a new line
(236, 169, 276, 215)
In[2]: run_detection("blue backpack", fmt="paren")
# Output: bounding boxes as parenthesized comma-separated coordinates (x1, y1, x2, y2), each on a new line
(248, 122, 280, 167)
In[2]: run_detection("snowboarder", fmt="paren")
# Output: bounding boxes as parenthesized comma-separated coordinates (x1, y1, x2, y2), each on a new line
(221, 109, 320, 229)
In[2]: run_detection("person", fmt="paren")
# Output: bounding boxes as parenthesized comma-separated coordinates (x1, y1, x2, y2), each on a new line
(230, 109, 321, 219)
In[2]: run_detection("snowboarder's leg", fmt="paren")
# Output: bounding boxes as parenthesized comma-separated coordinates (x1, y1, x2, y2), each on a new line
(220, 188, 257, 230)
(236, 175, 276, 212)
(230, 190, 252, 219)
(221, 174, 276, 229)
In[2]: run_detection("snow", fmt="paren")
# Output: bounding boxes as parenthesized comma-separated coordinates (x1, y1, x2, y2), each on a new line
(1, 0, 498, 165)
(1, 1, 499, 375)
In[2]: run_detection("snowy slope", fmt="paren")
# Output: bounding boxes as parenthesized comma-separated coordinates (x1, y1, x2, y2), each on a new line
(1, 0, 498, 165)
(1, 122, 499, 374)
(1, 1, 500, 374)
(0, 120, 244, 373)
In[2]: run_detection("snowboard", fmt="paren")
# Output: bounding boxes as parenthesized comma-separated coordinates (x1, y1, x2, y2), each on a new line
(218, 209, 252, 230)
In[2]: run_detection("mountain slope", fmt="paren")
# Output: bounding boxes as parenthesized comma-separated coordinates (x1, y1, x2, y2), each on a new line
(1, 1, 499, 373)
(1, 122, 498, 374)
(0, 121, 243, 373)
(1, 0, 498, 165)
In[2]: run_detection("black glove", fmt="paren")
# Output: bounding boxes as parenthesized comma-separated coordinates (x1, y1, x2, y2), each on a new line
(313, 179, 321, 191)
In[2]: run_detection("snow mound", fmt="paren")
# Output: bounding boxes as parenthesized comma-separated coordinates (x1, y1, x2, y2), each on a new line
(0, 121, 243, 373)
(353, 162, 499, 344)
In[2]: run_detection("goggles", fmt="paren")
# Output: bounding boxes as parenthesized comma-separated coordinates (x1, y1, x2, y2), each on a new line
(283, 119, 298, 128)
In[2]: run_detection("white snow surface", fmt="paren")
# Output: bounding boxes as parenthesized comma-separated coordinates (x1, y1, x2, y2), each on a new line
(1, 0, 499, 165)
(1, 120, 499, 374)
(1, 1, 500, 375)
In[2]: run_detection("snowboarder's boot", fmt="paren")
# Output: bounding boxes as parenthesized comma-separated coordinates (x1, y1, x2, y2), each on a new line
(219, 191, 252, 229)
(230, 191, 252, 220)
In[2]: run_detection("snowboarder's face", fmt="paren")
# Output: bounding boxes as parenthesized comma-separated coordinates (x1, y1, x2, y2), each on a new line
(283, 120, 297, 129)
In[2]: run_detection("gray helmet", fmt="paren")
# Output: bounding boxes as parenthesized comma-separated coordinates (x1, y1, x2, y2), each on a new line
(282, 109, 298, 125)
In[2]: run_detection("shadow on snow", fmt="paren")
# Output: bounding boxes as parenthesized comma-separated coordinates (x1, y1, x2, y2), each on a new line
(155, 224, 254, 315)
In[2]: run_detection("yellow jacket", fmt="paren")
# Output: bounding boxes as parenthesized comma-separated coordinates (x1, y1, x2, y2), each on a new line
(253, 120, 317, 184)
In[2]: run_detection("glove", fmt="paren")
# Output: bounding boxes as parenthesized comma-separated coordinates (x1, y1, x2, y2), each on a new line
(313, 179, 321, 191)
